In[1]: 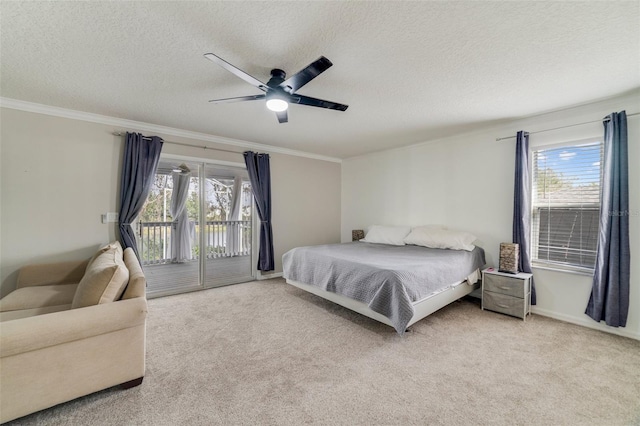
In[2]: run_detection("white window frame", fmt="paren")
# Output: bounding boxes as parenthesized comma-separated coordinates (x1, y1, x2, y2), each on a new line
(529, 137, 603, 275)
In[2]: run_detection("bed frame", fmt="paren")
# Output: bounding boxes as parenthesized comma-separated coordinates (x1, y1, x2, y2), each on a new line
(286, 273, 480, 331)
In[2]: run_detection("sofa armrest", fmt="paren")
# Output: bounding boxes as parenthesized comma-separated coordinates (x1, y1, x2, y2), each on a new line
(0, 297, 147, 358)
(16, 260, 90, 289)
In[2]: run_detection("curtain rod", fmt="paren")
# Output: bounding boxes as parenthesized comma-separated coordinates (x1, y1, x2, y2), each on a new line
(495, 111, 639, 141)
(112, 132, 244, 155)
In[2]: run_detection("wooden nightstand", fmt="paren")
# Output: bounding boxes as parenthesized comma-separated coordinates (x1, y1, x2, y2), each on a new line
(481, 268, 532, 321)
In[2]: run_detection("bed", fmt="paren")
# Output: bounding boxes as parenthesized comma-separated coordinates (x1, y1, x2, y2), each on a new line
(282, 241, 486, 334)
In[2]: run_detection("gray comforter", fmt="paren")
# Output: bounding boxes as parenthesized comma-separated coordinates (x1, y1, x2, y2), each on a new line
(282, 242, 486, 333)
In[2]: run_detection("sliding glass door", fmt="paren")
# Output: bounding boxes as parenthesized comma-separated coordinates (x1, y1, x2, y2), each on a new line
(202, 164, 254, 288)
(137, 156, 255, 297)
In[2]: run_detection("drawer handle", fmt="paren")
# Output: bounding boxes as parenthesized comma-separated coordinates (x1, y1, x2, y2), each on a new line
(498, 286, 512, 290)
(496, 303, 510, 308)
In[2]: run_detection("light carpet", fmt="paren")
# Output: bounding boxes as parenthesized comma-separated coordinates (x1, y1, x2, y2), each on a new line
(7, 278, 640, 425)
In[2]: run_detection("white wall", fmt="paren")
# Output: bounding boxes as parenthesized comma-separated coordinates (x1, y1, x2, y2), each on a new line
(0, 108, 341, 297)
(342, 91, 640, 340)
(270, 154, 341, 273)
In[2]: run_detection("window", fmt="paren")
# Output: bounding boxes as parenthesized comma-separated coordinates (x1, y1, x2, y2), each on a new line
(531, 140, 603, 272)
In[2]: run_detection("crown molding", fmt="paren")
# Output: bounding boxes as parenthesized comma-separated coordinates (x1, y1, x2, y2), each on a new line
(0, 97, 342, 164)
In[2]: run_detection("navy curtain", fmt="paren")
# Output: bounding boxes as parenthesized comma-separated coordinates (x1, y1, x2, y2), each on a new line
(118, 132, 164, 259)
(243, 151, 275, 271)
(585, 111, 630, 327)
(513, 131, 536, 304)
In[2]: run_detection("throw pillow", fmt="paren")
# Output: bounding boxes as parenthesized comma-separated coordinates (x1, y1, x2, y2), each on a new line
(72, 247, 129, 308)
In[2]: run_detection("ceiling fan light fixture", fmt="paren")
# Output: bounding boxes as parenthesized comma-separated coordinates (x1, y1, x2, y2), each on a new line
(204, 53, 348, 122)
(266, 97, 288, 112)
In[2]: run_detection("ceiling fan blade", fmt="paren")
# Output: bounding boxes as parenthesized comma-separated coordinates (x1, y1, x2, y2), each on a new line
(276, 110, 288, 124)
(290, 94, 348, 111)
(208, 94, 266, 104)
(204, 53, 268, 91)
(280, 56, 333, 93)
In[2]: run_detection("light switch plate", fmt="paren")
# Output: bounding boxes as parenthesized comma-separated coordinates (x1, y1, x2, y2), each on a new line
(101, 213, 119, 223)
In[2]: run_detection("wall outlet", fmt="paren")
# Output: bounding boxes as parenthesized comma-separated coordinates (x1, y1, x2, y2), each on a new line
(101, 212, 119, 224)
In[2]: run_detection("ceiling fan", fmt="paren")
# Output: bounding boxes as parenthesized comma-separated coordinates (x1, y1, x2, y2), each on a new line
(204, 53, 348, 123)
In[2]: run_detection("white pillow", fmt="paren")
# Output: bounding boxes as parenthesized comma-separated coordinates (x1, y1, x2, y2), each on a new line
(404, 227, 477, 251)
(361, 225, 411, 246)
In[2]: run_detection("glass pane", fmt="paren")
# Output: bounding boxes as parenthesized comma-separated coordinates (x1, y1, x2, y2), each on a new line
(203, 164, 254, 288)
(532, 143, 602, 206)
(139, 159, 201, 296)
(535, 208, 599, 268)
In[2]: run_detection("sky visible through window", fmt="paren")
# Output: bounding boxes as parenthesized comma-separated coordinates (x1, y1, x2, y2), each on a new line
(535, 142, 602, 186)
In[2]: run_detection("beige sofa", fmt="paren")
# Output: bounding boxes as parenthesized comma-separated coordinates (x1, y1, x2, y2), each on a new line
(0, 243, 148, 423)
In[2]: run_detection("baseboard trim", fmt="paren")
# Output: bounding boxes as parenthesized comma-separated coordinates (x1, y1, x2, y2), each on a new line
(256, 271, 283, 281)
(531, 306, 640, 341)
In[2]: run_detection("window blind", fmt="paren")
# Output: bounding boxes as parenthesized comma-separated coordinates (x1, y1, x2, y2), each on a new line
(531, 142, 603, 270)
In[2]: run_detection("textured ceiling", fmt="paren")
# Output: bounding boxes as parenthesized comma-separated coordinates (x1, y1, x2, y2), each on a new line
(1, 1, 639, 158)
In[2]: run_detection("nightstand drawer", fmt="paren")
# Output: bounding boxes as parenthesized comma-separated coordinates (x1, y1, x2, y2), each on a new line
(482, 291, 526, 319)
(483, 273, 525, 298)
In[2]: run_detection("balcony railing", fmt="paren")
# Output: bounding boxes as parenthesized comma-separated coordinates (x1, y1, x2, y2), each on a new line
(138, 220, 251, 266)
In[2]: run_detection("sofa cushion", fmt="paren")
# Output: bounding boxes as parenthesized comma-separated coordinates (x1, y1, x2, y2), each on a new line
(0, 284, 78, 312)
(16, 260, 88, 289)
(71, 248, 129, 309)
